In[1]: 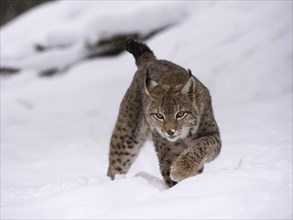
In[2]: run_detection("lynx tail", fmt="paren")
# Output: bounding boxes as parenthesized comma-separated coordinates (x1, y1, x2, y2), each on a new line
(125, 38, 156, 66)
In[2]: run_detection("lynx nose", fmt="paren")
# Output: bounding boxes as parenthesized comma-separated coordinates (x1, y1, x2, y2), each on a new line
(167, 129, 176, 136)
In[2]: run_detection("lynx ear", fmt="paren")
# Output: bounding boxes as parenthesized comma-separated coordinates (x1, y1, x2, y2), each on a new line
(144, 69, 158, 98)
(181, 69, 195, 96)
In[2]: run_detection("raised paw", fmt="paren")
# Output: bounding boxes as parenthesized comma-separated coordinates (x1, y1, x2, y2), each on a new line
(170, 150, 205, 182)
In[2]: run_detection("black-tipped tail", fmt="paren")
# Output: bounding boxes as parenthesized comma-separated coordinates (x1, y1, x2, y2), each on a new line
(125, 38, 156, 66)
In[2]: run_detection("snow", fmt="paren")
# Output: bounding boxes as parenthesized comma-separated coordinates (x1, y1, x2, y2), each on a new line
(1, 1, 292, 219)
(0, 1, 187, 72)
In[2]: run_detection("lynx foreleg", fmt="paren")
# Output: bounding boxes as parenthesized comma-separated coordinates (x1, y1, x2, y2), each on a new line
(170, 133, 221, 182)
(153, 134, 187, 187)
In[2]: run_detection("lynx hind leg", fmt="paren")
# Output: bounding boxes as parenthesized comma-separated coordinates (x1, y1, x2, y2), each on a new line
(107, 123, 148, 179)
(107, 85, 149, 179)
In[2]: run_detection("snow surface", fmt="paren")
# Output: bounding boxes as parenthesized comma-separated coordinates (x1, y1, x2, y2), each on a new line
(1, 1, 292, 219)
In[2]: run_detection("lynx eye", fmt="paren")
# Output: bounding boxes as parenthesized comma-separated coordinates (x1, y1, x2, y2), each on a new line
(154, 113, 164, 121)
(175, 110, 187, 119)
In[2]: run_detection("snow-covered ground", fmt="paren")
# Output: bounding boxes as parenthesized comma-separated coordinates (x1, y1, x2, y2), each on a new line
(1, 1, 292, 219)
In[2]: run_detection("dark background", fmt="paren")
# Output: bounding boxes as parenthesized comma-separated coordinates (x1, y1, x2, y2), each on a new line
(1, 0, 52, 26)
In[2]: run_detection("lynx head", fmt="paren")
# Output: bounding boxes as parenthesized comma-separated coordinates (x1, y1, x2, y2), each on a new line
(145, 69, 201, 142)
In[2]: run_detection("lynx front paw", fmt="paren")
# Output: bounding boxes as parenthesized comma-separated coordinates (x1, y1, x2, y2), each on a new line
(170, 150, 204, 182)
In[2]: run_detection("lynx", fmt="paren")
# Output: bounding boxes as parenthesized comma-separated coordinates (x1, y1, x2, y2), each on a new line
(107, 38, 221, 187)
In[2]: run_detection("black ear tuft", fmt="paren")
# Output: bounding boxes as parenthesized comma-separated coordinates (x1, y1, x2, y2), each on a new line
(187, 69, 192, 77)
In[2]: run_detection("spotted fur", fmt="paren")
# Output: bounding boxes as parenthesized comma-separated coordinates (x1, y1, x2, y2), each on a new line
(107, 38, 221, 187)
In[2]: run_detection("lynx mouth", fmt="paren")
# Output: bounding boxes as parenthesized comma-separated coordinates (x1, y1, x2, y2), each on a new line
(166, 135, 179, 142)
